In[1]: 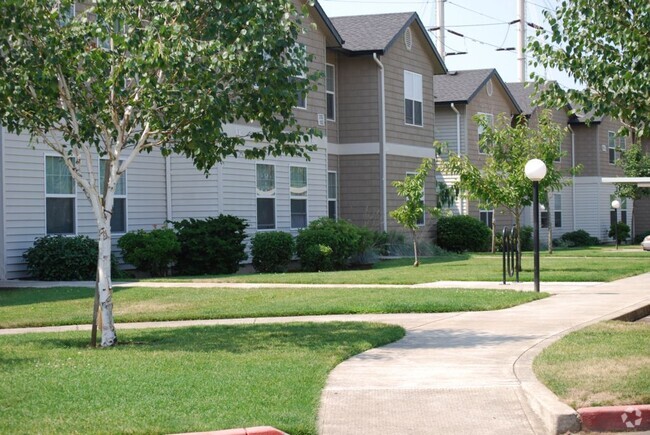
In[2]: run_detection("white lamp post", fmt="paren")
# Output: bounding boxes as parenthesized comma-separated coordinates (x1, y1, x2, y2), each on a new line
(525, 159, 547, 292)
(611, 199, 621, 250)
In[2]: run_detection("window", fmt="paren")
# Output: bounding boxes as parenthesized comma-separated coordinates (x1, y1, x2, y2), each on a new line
(609, 132, 627, 164)
(97, 18, 126, 50)
(407, 172, 425, 226)
(256, 164, 276, 229)
(480, 209, 493, 228)
(554, 194, 562, 228)
(290, 166, 308, 229)
(621, 199, 628, 225)
(46, 156, 76, 235)
(328, 171, 337, 220)
(99, 159, 127, 233)
(541, 202, 549, 229)
(290, 44, 307, 109)
(404, 70, 423, 126)
(58, 3, 75, 25)
(326, 64, 335, 121)
(477, 113, 494, 154)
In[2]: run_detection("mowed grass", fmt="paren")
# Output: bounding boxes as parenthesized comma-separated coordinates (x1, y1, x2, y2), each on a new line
(0, 286, 548, 328)
(0, 322, 404, 434)
(154, 247, 650, 285)
(534, 321, 650, 409)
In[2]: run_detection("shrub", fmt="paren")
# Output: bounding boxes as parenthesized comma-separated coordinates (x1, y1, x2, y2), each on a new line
(350, 226, 381, 265)
(118, 228, 180, 277)
(560, 229, 600, 247)
(23, 235, 118, 281)
(435, 215, 491, 253)
(296, 218, 361, 271)
(251, 231, 295, 273)
(519, 226, 533, 251)
(608, 221, 631, 244)
(634, 230, 650, 244)
(172, 215, 248, 276)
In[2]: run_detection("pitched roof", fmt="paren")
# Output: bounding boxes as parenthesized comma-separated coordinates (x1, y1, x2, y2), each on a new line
(330, 12, 446, 72)
(434, 69, 521, 112)
(506, 82, 536, 115)
(312, 1, 344, 48)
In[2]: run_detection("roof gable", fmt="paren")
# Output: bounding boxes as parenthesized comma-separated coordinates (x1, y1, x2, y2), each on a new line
(434, 69, 521, 112)
(331, 12, 446, 73)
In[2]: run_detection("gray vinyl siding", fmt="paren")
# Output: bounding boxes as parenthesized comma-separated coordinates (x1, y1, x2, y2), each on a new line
(434, 106, 467, 156)
(337, 57, 379, 144)
(573, 177, 617, 241)
(338, 154, 381, 229)
(386, 154, 436, 239)
(1, 131, 168, 279)
(382, 25, 435, 148)
(0, 127, 5, 279)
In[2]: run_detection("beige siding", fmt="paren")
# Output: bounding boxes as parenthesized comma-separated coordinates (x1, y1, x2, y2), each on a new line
(337, 57, 380, 144)
(598, 117, 628, 178)
(572, 124, 599, 176)
(338, 154, 381, 229)
(386, 155, 436, 240)
(382, 24, 435, 148)
(634, 196, 650, 235)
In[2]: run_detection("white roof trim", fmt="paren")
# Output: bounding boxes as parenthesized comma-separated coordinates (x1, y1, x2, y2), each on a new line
(602, 177, 650, 188)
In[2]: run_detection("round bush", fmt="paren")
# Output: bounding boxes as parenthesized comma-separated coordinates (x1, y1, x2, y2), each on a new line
(23, 235, 117, 281)
(118, 228, 180, 277)
(251, 231, 295, 273)
(172, 215, 248, 276)
(295, 218, 361, 271)
(560, 229, 600, 247)
(608, 221, 631, 244)
(435, 215, 491, 253)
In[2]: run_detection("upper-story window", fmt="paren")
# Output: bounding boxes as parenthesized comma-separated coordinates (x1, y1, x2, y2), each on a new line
(326, 64, 336, 121)
(45, 156, 76, 235)
(99, 159, 127, 233)
(58, 3, 75, 26)
(477, 113, 494, 155)
(608, 131, 626, 164)
(290, 43, 308, 110)
(404, 70, 423, 127)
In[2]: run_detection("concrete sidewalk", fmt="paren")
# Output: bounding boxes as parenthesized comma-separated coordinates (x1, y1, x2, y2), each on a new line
(1, 275, 648, 434)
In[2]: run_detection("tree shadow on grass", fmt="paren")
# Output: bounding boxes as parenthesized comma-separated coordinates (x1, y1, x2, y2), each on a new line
(0, 286, 129, 307)
(28, 322, 406, 356)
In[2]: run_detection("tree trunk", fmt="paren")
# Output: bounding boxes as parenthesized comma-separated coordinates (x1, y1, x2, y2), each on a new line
(412, 229, 419, 267)
(97, 220, 117, 347)
(491, 220, 496, 254)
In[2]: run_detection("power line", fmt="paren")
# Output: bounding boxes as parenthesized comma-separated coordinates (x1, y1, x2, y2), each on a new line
(446, 0, 504, 23)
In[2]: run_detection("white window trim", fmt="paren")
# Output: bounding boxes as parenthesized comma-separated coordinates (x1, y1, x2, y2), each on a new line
(99, 158, 128, 234)
(256, 163, 277, 230)
(328, 171, 338, 220)
(554, 194, 562, 228)
(406, 171, 425, 226)
(44, 154, 77, 236)
(326, 63, 336, 121)
(290, 166, 308, 230)
(477, 112, 494, 155)
(404, 70, 423, 127)
(479, 209, 494, 228)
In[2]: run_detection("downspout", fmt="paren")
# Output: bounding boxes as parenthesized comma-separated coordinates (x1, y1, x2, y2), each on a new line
(450, 103, 463, 214)
(373, 53, 387, 232)
(165, 155, 172, 224)
(568, 125, 576, 230)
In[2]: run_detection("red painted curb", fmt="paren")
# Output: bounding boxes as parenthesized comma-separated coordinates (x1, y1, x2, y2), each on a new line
(173, 426, 287, 435)
(578, 405, 650, 432)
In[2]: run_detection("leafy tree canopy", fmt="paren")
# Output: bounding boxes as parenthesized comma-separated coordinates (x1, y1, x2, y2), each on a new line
(529, 0, 650, 138)
(0, 0, 319, 172)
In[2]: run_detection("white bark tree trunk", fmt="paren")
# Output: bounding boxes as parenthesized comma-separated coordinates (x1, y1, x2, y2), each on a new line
(97, 216, 117, 347)
(412, 229, 419, 267)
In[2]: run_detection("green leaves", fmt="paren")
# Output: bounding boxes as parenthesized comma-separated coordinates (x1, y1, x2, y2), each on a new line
(529, 0, 650, 138)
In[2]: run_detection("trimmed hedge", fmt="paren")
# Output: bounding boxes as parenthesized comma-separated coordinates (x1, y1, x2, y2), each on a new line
(118, 228, 180, 277)
(251, 231, 295, 273)
(23, 235, 118, 281)
(296, 218, 361, 271)
(559, 229, 600, 247)
(436, 215, 491, 253)
(172, 215, 248, 276)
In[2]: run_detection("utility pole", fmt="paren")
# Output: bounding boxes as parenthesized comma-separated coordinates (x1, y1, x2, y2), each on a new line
(517, 0, 526, 82)
(436, 0, 446, 59)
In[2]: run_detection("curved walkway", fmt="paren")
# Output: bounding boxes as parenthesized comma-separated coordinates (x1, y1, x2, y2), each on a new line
(1, 275, 649, 434)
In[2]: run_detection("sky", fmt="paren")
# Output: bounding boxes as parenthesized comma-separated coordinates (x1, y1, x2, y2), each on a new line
(319, 0, 580, 89)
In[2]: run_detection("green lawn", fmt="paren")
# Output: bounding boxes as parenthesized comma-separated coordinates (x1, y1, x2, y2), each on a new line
(534, 321, 650, 409)
(0, 286, 548, 328)
(152, 247, 650, 285)
(0, 322, 404, 435)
